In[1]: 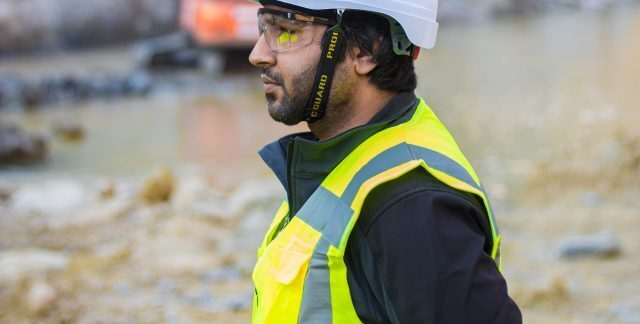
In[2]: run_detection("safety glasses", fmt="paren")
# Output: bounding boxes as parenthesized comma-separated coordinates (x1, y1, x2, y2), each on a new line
(257, 8, 336, 51)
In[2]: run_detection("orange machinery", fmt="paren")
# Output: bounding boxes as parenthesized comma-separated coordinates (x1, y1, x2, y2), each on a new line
(179, 0, 260, 49)
(135, 0, 261, 70)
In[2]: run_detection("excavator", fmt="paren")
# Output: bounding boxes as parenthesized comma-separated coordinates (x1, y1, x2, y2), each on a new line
(135, 0, 261, 72)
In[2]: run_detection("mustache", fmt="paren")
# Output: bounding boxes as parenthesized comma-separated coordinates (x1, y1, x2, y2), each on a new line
(262, 68, 284, 85)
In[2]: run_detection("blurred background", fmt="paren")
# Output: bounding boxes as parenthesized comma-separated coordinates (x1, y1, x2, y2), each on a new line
(0, 0, 639, 322)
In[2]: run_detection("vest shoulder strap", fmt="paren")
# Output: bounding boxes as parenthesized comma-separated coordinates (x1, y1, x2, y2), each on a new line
(317, 99, 501, 268)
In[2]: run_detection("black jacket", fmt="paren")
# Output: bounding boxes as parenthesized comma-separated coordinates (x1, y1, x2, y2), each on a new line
(259, 93, 522, 323)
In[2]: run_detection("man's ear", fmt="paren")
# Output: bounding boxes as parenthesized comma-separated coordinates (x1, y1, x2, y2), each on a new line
(350, 46, 378, 76)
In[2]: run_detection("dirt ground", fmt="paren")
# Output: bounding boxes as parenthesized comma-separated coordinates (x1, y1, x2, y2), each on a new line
(1, 4, 640, 323)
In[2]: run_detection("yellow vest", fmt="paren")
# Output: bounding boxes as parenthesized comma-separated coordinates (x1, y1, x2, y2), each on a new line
(252, 98, 501, 323)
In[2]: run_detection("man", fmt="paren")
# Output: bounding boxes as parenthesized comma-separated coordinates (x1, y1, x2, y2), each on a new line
(248, 0, 522, 323)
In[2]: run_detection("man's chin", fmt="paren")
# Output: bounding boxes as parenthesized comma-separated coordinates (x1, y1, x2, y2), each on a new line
(267, 102, 305, 126)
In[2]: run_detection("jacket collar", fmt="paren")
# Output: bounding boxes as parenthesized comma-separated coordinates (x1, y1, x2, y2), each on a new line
(259, 92, 418, 213)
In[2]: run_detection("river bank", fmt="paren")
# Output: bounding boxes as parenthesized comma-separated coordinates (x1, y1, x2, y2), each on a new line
(1, 3, 639, 323)
(0, 0, 638, 54)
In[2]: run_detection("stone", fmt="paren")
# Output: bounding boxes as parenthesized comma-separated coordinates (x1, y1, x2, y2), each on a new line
(0, 0, 177, 54)
(46, 198, 133, 229)
(202, 266, 243, 283)
(155, 278, 176, 294)
(26, 280, 57, 314)
(53, 120, 86, 142)
(140, 168, 175, 204)
(131, 217, 221, 275)
(558, 231, 621, 259)
(235, 207, 277, 250)
(0, 249, 68, 283)
(171, 174, 212, 209)
(0, 123, 48, 165)
(123, 71, 152, 95)
(10, 180, 87, 215)
(114, 282, 134, 296)
(0, 180, 16, 202)
(97, 179, 117, 200)
(611, 295, 640, 323)
(226, 177, 284, 216)
(0, 75, 27, 108)
(214, 291, 253, 312)
(582, 191, 601, 208)
(516, 277, 570, 308)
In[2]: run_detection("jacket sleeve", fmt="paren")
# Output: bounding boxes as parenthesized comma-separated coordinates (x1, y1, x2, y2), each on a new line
(358, 188, 522, 324)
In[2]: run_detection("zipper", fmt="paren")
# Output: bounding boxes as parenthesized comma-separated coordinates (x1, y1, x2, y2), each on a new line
(286, 139, 296, 215)
(270, 139, 296, 241)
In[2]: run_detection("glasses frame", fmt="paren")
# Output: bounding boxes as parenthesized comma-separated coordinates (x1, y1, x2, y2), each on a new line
(257, 7, 337, 51)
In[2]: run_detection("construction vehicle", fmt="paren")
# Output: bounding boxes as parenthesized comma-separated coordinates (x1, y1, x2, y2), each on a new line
(134, 0, 261, 72)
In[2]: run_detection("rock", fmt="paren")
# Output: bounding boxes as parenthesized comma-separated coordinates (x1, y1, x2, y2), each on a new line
(97, 179, 117, 200)
(202, 266, 243, 283)
(131, 217, 222, 275)
(0, 75, 27, 108)
(10, 180, 87, 215)
(26, 280, 57, 314)
(582, 191, 601, 207)
(516, 277, 570, 308)
(172, 173, 213, 209)
(1, 73, 153, 109)
(53, 120, 86, 142)
(171, 173, 231, 221)
(558, 231, 621, 259)
(611, 295, 640, 323)
(85, 74, 123, 98)
(46, 198, 133, 229)
(113, 282, 134, 296)
(0, 180, 16, 202)
(0, 0, 177, 54)
(155, 278, 176, 294)
(188, 199, 233, 223)
(140, 168, 175, 204)
(226, 177, 284, 216)
(213, 291, 253, 312)
(123, 71, 152, 95)
(0, 249, 69, 283)
(0, 123, 48, 165)
(235, 207, 277, 250)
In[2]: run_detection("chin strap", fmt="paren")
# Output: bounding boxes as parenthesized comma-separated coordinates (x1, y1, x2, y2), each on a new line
(304, 9, 346, 123)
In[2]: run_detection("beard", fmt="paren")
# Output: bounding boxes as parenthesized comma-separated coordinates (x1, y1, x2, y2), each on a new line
(263, 66, 315, 126)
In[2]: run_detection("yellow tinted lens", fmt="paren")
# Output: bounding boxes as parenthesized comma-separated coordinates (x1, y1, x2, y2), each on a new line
(258, 11, 314, 51)
(276, 30, 299, 46)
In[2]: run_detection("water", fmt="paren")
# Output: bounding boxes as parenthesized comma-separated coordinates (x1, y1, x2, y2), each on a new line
(419, 4, 640, 159)
(1, 5, 639, 180)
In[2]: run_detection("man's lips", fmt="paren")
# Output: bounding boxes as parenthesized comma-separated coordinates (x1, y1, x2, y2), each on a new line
(261, 74, 281, 93)
(261, 74, 280, 85)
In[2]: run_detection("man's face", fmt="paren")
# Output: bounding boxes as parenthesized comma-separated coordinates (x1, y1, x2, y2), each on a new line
(248, 6, 338, 125)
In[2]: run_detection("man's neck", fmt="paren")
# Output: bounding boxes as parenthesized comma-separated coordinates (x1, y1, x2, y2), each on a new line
(309, 87, 397, 141)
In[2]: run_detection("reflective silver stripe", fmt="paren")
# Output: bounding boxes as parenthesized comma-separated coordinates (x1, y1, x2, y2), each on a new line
(480, 183, 500, 237)
(338, 143, 500, 263)
(340, 144, 482, 206)
(297, 188, 352, 322)
(298, 237, 332, 323)
(410, 145, 482, 190)
(297, 186, 354, 249)
(296, 141, 501, 320)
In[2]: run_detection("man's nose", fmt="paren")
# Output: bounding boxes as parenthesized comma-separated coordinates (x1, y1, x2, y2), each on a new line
(249, 35, 276, 68)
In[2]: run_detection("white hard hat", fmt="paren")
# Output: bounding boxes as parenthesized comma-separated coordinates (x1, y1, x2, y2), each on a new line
(252, 0, 439, 49)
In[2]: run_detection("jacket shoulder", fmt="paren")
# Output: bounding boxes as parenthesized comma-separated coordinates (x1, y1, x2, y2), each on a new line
(356, 167, 487, 234)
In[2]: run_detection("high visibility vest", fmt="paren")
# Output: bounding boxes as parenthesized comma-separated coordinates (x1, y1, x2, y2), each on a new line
(252, 98, 501, 323)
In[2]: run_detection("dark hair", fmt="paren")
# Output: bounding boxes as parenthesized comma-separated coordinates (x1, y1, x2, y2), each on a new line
(337, 11, 417, 93)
